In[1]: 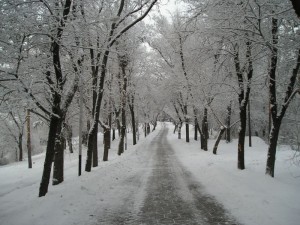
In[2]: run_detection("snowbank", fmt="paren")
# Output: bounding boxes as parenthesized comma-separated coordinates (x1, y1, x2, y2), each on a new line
(0, 124, 159, 225)
(167, 123, 300, 225)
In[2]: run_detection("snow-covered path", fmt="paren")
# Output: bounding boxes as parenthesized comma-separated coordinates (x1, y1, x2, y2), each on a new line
(137, 125, 240, 225)
(90, 124, 240, 225)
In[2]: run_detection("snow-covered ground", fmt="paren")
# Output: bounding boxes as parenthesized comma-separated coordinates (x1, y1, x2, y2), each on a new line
(167, 123, 300, 225)
(0, 122, 299, 225)
(0, 125, 158, 225)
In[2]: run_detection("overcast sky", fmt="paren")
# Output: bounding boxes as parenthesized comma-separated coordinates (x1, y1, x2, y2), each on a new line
(145, 0, 187, 24)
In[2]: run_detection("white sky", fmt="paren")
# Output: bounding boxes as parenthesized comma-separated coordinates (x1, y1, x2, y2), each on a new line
(145, 0, 187, 24)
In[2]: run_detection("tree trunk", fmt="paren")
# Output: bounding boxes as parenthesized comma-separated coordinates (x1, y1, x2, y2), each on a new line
(103, 128, 110, 161)
(39, 115, 61, 197)
(108, 112, 112, 149)
(112, 128, 115, 141)
(27, 109, 32, 169)
(173, 123, 177, 134)
(226, 103, 231, 143)
(18, 134, 23, 161)
(117, 54, 128, 155)
(234, 40, 253, 170)
(213, 126, 226, 154)
(248, 100, 252, 147)
(178, 122, 182, 139)
(184, 105, 189, 142)
(125, 129, 127, 150)
(265, 122, 281, 177)
(265, 17, 279, 176)
(118, 118, 126, 155)
(144, 123, 147, 137)
(92, 125, 98, 167)
(117, 117, 121, 137)
(186, 122, 189, 142)
(265, 48, 300, 176)
(86, 50, 110, 172)
(147, 123, 150, 134)
(238, 106, 247, 170)
(152, 121, 157, 131)
(194, 119, 198, 141)
(53, 134, 65, 186)
(129, 104, 137, 145)
(201, 108, 208, 151)
(85, 128, 95, 172)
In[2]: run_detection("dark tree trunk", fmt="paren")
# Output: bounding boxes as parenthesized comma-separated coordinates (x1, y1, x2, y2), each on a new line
(173, 123, 177, 134)
(194, 119, 198, 141)
(132, 120, 137, 145)
(92, 125, 98, 167)
(248, 100, 252, 147)
(53, 133, 65, 185)
(118, 112, 126, 155)
(265, 19, 300, 176)
(147, 123, 150, 134)
(108, 112, 112, 149)
(39, 0, 76, 196)
(39, 115, 61, 197)
(266, 122, 281, 177)
(234, 40, 253, 171)
(178, 122, 182, 139)
(186, 122, 189, 142)
(85, 129, 95, 172)
(265, 49, 300, 176)
(18, 134, 23, 161)
(201, 108, 208, 151)
(117, 54, 128, 155)
(117, 114, 121, 137)
(129, 102, 137, 145)
(173, 103, 183, 139)
(144, 123, 147, 137)
(103, 128, 110, 161)
(86, 124, 98, 171)
(265, 17, 279, 176)
(184, 105, 189, 142)
(27, 109, 32, 169)
(226, 103, 231, 143)
(213, 126, 226, 154)
(91, 57, 98, 168)
(152, 121, 157, 131)
(112, 128, 115, 141)
(238, 106, 247, 170)
(86, 50, 110, 172)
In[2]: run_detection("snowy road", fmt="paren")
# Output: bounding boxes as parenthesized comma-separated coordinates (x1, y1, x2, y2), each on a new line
(91, 125, 241, 225)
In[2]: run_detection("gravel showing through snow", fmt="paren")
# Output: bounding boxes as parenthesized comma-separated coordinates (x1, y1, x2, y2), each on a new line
(90, 124, 241, 224)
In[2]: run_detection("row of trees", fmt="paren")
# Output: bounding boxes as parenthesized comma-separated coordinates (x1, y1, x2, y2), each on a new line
(0, 0, 166, 197)
(147, 0, 299, 177)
